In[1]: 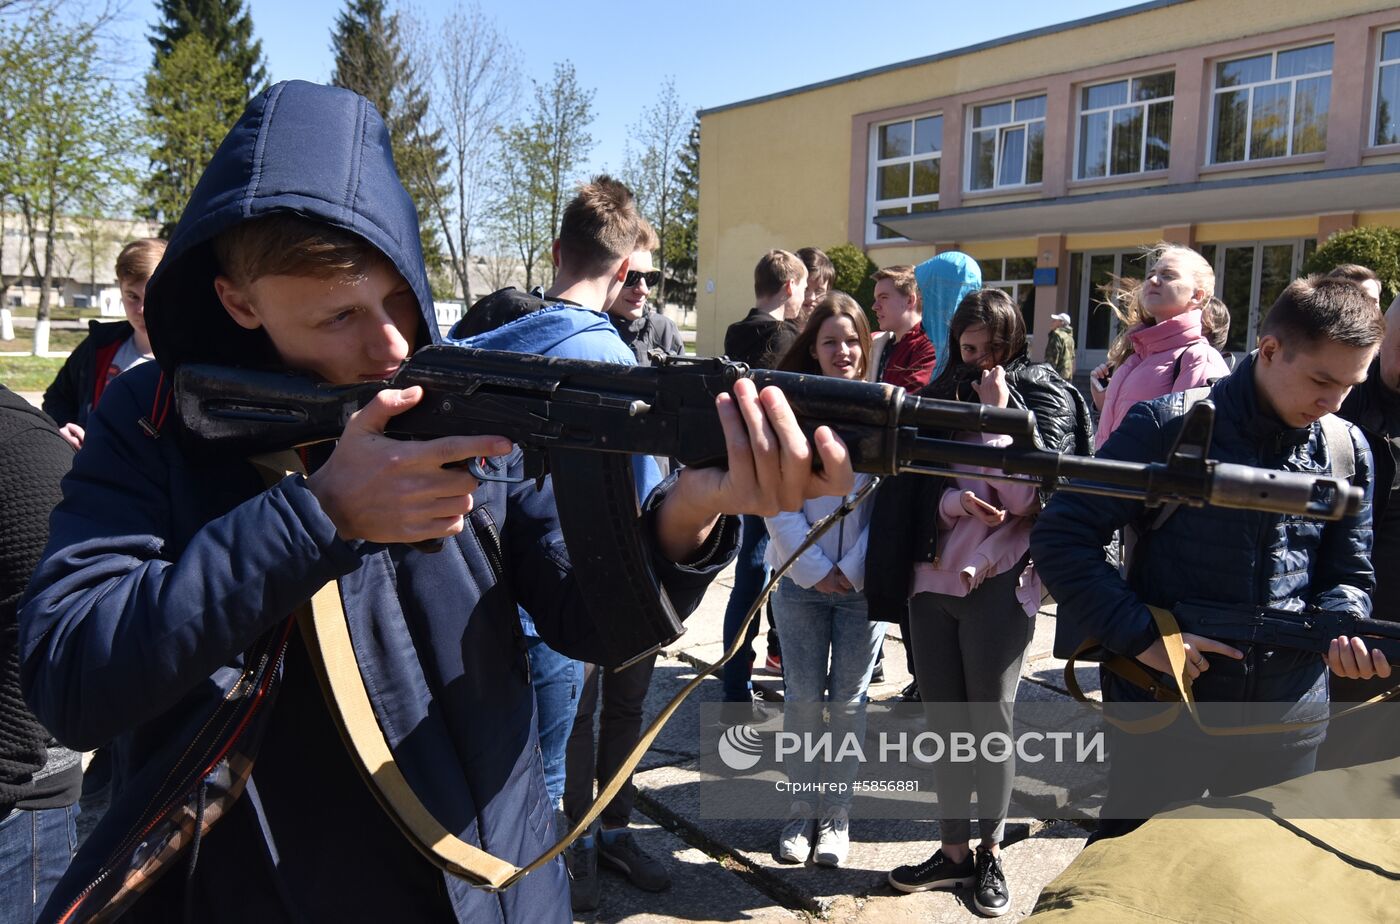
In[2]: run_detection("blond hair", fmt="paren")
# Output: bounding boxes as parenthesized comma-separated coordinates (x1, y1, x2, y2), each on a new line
(1104, 242, 1215, 367)
(115, 238, 168, 283)
(213, 214, 387, 286)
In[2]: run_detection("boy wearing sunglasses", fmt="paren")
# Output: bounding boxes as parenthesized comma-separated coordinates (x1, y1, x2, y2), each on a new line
(603, 221, 685, 366)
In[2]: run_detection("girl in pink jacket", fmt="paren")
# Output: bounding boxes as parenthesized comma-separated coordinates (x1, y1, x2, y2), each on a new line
(1091, 244, 1230, 449)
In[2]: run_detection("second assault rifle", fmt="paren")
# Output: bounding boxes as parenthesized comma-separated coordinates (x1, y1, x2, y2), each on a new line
(1174, 602, 1400, 666)
(175, 344, 1363, 667)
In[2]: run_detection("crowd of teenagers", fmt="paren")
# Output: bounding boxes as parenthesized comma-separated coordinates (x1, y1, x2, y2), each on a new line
(0, 80, 1394, 924)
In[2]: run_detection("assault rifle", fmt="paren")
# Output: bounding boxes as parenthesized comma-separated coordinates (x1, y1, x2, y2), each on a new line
(174, 345, 1362, 666)
(1175, 602, 1400, 664)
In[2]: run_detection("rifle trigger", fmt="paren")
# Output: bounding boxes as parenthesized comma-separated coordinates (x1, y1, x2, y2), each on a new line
(467, 456, 524, 484)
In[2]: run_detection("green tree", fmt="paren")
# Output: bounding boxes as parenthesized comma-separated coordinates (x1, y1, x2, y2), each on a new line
(490, 123, 551, 290)
(662, 116, 699, 318)
(1301, 225, 1400, 307)
(331, 0, 450, 280)
(143, 32, 247, 237)
(530, 61, 594, 285)
(150, 0, 266, 91)
(826, 242, 879, 310)
(621, 78, 689, 308)
(0, 6, 136, 353)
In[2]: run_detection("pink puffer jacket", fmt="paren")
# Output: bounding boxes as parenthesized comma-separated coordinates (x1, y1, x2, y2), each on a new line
(1095, 310, 1230, 449)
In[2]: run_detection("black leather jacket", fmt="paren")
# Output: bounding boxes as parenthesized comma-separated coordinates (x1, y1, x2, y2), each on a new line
(864, 352, 1092, 622)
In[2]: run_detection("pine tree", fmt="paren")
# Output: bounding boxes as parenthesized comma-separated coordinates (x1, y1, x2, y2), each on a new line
(665, 117, 700, 316)
(143, 32, 247, 236)
(330, 0, 450, 280)
(149, 0, 266, 92)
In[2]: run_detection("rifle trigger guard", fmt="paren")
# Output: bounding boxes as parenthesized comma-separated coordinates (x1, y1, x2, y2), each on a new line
(467, 455, 523, 484)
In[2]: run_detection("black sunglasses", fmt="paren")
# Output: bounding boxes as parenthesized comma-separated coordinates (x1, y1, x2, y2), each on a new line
(624, 269, 662, 288)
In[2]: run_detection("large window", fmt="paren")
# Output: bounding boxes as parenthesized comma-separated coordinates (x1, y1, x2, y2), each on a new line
(980, 257, 1037, 334)
(1375, 29, 1400, 146)
(1198, 239, 1316, 354)
(868, 114, 942, 242)
(1076, 72, 1174, 179)
(968, 95, 1046, 191)
(1210, 43, 1332, 164)
(1066, 250, 1148, 366)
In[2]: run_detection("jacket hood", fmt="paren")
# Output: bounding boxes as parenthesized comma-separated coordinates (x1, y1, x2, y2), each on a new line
(144, 80, 434, 373)
(914, 252, 982, 379)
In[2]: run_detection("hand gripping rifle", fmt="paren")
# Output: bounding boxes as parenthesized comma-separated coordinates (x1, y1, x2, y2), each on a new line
(174, 344, 1361, 668)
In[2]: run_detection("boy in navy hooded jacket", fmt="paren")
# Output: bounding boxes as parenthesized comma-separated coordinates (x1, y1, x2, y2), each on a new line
(18, 82, 855, 923)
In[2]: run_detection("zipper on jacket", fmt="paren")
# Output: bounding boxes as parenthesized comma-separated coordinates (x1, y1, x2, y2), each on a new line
(469, 507, 531, 682)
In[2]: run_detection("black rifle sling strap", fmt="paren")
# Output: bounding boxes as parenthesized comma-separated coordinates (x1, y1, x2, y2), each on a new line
(249, 451, 880, 893)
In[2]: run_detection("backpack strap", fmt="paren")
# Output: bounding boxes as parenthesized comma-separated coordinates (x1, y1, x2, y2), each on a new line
(1319, 413, 1356, 485)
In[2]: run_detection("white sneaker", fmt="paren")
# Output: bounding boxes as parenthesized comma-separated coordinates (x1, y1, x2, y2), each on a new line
(813, 806, 849, 867)
(777, 801, 815, 863)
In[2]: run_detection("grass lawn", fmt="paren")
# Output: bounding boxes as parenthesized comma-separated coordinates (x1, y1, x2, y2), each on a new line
(0, 355, 65, 392)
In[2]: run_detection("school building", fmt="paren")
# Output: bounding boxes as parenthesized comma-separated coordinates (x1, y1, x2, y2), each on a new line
(694, 0, 1400, 369)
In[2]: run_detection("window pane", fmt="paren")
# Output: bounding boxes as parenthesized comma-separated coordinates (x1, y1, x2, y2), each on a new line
(1079, 111, 1110, 178)
(1015, 95, 1047, 121)
(912, 157, 940, 196)
(1217, 54, 1271, 88)
(1258, 244, 1295, 328)
(1277, 43, 1333, 78)
(1199, 244, 1217, 268)
(1110, 106, 1143, 174)
(1221, 246, 1254, 352)
(877, 163, 910, 200)
(914, 115, 943, 154)
(1384, 30, 1400, 62)
(1292, 75, 1329, 154)
(874, 206, 907, 240)
(1145, 101, 1172, 170)
(1302, 237, 1317, 263)
(1377, 64, 1400, 146)
(974, 101, 1012, 128)
(1132, 72, 1175, 101)
(1026, 122, 1044, 183)
(1005, 257, 1036, 279)
(970, 129, 996, 189)
(911, 199, 938, 213)
(1086, 254, 1117, 350)
(1213, 89, 1248, 162)
(999, 126, 1025, 185)
(1083, 80, 1128, 111)
(982, 259, 1004, 279)
(1250, 82, 1290, 159)
(879, 121, 912, 159)
(1069, 254, 1085, 347)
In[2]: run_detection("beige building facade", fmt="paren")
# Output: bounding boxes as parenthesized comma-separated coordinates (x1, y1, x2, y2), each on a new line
(696, 0, 1400, 368)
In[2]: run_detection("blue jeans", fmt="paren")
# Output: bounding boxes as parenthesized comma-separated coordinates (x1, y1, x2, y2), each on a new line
(722, 515, 769, 702)
(0, 804, 78, 924)
(527, 634, 584, 806)
(772, 577, 886, 809)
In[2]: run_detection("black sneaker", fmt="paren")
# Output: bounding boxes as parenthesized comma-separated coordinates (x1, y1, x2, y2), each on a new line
(899, 681, 921, 703)
(888, 849, 975, 893)
(565, 830, 600, 912)
(598, 829, 671, 892)
(973, 845, 1011, 917)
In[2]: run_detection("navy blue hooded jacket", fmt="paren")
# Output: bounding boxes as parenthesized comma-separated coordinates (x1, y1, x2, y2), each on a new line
(1031, 353, 1373, 714)
(19, 81, 734, 923)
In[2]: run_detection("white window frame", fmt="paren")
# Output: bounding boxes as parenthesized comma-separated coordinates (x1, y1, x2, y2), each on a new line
(1199, 238, 1314, 358)
(1207, 41, 1334, 164)
(1073, 70, 1175, 180)
(1373, 27, 1400, 148)
(965, 94, 1046, 192)
(866, 113, 943, 244)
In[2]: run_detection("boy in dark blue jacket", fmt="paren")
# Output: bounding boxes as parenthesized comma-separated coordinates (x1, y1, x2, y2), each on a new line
(1032, 275, 1391, 842)
(18, 81, 854, 923)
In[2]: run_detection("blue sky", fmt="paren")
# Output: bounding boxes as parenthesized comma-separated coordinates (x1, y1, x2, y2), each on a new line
(117, 0, 1143, 172)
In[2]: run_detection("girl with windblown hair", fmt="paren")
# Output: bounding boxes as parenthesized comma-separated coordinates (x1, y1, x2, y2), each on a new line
(1089, 243, 1230, 448)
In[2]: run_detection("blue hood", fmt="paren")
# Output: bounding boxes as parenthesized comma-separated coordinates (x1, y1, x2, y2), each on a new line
(144, 80, 434, 373)
(915, 251, 982, 379)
